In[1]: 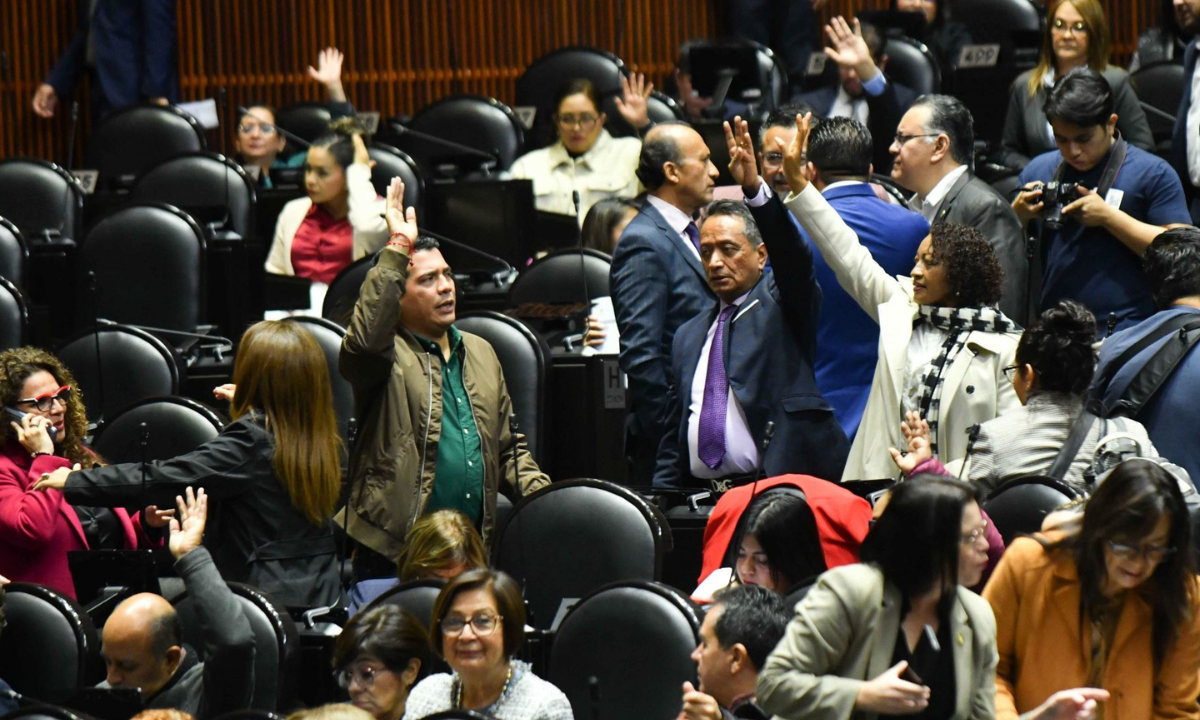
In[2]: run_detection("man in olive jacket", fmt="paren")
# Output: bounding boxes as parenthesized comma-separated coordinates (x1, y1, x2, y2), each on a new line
(339, 179, 550, 576)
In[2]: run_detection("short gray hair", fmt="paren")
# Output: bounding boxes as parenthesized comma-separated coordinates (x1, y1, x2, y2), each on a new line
(701, 199, 763, 247)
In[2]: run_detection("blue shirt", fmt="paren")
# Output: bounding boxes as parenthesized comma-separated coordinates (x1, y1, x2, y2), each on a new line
(1020, 142, 1190, 335)
(796, 183, 929, 438)
(1094, 306, 1200, 484)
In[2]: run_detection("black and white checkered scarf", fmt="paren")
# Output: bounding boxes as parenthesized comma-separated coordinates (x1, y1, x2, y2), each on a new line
(916, 305, 1018, 454)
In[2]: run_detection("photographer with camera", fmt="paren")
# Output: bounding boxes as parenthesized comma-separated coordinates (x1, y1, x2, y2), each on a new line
(1013, 69, 1191, 337)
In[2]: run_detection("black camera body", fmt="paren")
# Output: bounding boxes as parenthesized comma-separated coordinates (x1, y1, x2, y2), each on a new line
(1041, 180, 1080, 231)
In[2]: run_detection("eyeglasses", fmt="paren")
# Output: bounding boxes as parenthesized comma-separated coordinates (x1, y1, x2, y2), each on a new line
(335, 664, 389, 690)
(1002, 365, 1021, 381)
(893, 133, 939, 147)
(1052, 18, 1088, 34)
(1108, 540, 1176, 564)
(555, 113, 599, 130)
(237, 122, 278, 136)
(442, 612, 503, 636)
(16, 385, 71, 413)
(961, 519, 990, 546)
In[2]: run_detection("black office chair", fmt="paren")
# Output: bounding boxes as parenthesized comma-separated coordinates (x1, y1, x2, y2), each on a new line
(360, 578, 447, 629)
(508, 249, 612, 306)
(290, 317, 354, 448)
(0, 217, 28, 288)
(784, 580, 817, 609)
(454, 311, 549, 464)
(884, 36, 942, 96)
(321, 254, 375, 327)
(275, 103, 335, 151)
(56, 323, 183, 425)
(494, 479, 672, 629)
(1131, 62, 1186, 155)
(173, 582, 300, 713)
(80, 204, 207, 333)
(953, 0, 1042, 52)
(367, 143, 424, 216)
(0, 159, 84, 244)
(603, 90, 687, 138)
(0, 584, 102, 705)
(399, 95, 525, 174)
(0, 276, 28, 352)
(517, 46, 627, 150)
(132, 153, 257, 239)
(983, 475, 1080, 545)
(84, 104, 206, 190)
(548, 581, 701, 720)
(91, 396, 224, 464)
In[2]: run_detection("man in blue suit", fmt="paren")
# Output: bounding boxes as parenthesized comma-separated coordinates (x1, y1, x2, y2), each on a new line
(32, 0, 180, 120)
(772, 114, 928, 439)
(653, 120, 849, 488)
(1169, 0, 1200, 223)
(611, 123, 719, 484)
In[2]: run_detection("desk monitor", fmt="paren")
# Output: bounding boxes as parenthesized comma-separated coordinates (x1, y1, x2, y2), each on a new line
(688, 42, 767, 103)
(534, 210, 581, 255)
(425, 178, 536, 272)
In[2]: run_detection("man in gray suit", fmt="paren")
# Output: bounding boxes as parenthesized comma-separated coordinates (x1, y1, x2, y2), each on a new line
(891, 94, 1029, 322)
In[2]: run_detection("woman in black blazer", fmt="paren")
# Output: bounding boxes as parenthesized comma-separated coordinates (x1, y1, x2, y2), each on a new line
(35, 320, 345, 609)
(999, 0, 1154, 170)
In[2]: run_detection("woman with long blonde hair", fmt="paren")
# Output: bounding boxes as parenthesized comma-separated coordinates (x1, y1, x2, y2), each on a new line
(35, 320, 344, 607)
(998, 0, 1154, 169)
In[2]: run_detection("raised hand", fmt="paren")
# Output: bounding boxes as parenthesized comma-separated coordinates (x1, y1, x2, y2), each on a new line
(32, 84, 58, 119)
(889, 411, 933, 474)
(169, 487, 208, 560)
(308, 47, 348, 102)
(824, 16, 879, 82)
(780, 112, 814, 194)
(723, 116, 760, 195)
(614, 73, 653, 130)
(678, 681, 722, 720)
(384, 177, 418, 251)
(143, 505, 176, 529)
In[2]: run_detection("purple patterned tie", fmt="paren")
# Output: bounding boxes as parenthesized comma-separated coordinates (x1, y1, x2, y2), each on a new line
(698, 304, 737, 469)
(684, 221, 700, 252)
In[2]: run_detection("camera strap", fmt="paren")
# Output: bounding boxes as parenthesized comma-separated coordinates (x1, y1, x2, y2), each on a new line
(1050, 131, 1128, 199)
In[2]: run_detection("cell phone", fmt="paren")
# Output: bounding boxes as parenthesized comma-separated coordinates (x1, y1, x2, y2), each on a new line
(5, 406, 59, 442)
(901, 664, 923, 685)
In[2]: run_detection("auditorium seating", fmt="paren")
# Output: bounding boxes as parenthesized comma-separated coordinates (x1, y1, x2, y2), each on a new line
(56, 323, 183, 425)
(359, 578, 447, 629)
(173, 582, 300, 713)
(1131, 62, 1186, 156)
(983, 475, 1081, 545)
(0, 159, 84, 245)
(321, 254, 374, 328)
(79, 204, 207, 333)
(548, 580, 700, 720)
(884, 36, 942, 96)
(508, 248, 612, 306)
(0, 276, 28, 352)
(84, 104, 206, 191)
(90, 396, 225, 465)
(132, 153, 257, 239)
(494, 479, 672, 629)
(290, 316, 355, 449)
(0, 583, 102, 705)
(398, 94, 526, 175)
(517, 47, 627, 151)
(366, 143, 424, 215)
(275, 102, 336, 151)
(0, 217, 28, 288)
(454, 311, 549, 463)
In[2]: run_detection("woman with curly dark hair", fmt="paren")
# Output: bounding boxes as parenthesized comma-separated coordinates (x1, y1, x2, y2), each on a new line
(0, 347, 169, 598)
(778, 112, 1022, 480)
(893, 300, 1160, 494)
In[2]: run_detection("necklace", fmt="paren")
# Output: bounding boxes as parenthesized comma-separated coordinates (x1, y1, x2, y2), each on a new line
(452, 661, 513, 710)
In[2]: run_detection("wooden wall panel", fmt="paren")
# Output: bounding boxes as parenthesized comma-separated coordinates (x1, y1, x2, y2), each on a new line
(0, 0, 1165, 163)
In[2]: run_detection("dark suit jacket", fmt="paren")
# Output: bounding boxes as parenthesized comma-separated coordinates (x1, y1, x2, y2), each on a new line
(1171, 40, 1199, 206)
(653, 194, 850, 487)
(797, 78, 915, 175)
(611, 200, 716, 466)
(45, 0, 180, 117)
(932, 171, 1029, 322)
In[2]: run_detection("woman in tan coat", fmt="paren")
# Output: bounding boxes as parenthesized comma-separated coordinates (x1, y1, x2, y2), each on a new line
(983, 459, 1200, 720)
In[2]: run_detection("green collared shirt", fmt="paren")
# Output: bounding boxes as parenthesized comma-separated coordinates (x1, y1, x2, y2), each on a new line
(417, 327, 484, 525)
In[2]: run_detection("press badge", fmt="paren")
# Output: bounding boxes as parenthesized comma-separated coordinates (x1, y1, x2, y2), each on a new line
(1105, 188, 1125, 209)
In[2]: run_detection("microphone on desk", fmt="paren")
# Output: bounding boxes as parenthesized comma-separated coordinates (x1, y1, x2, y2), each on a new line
(573, 190, 592, 308)
(417, 227, 516, 288)
(389, 122, 499, 172)
(588, 675, 602, 720)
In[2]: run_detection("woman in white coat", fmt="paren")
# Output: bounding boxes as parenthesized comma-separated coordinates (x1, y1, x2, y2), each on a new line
(776, 113, 1022, 481)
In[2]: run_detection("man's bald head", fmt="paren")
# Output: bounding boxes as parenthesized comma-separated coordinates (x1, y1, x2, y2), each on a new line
(102, 593, 183, 699)
(636, 122, 718, 215)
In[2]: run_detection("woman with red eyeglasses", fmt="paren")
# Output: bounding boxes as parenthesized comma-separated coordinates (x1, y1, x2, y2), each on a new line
(0, 347, 169, 599)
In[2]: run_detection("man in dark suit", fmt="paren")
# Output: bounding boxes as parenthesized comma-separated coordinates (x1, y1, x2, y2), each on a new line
(611, 123, 719, 483)
(32, 0, 180, 120)
(890, 94, 1029, 321)
(796, 18, 915, 175)
(1169, 0, 1200, 223)
(653, 120, 849, 488)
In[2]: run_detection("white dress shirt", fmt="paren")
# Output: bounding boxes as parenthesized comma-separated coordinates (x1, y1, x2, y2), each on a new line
(1187, 61, 1200, 187)
(509, 130, 642, 221)
(909, 164, 969, 221)
(686, 294, 761, 478)
(646, 194, 701, 261)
